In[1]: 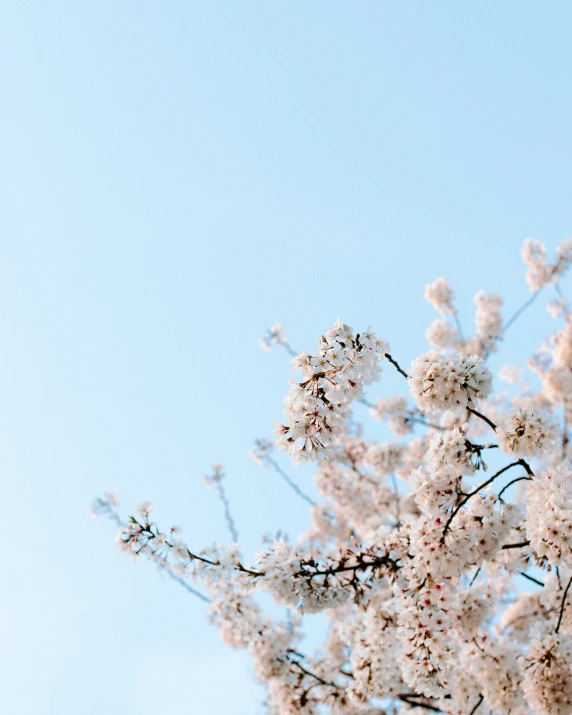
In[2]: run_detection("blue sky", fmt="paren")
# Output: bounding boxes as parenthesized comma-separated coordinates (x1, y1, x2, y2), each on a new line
(2, 3, 572, 714)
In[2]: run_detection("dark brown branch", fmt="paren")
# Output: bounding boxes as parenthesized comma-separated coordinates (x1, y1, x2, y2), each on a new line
(398, 694, 444, 713)
(498, 475, 532, 501)
(518, 458, 535, 477)
(469, 694, 484, 715)
(441, 461, 522, 539)
(288, 658, 339, 689)
(468, 407, 497, 431)
(469, 567, 481, 586)
(555, 576, 572, 634)
(519, 571, 544, 587)
(501, 541, 530, 550)
(384, 352, 410, 379)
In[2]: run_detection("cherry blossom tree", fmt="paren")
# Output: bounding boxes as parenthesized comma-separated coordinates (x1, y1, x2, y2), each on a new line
(94, 237, 572, 714)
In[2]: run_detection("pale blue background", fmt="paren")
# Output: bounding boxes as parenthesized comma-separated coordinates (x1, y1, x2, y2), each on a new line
(2, 3, 572, 714)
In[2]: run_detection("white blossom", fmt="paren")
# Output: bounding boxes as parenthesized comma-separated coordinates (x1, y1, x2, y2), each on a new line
(525, 464, 572, 567)
(408, 350, 493, 415)
(276, 320, 389, 463)
(424, 277, 455, 316)
(498, 405, 558, 458)
(94, 237, 572, 714)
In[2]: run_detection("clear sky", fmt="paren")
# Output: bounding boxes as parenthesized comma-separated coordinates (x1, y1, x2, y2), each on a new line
(2, 3, 572, 714)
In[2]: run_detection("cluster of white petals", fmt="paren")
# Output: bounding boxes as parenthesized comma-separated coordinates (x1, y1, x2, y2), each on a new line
(522, 237, 572, 292)
(498, 404, 558, 458)
(473, 290, 503, 354)
(94, 237, 572, 715)
(521, 633, 572, 714)
(275, 320, 389, 462)
(525, 464, 572, 567)
(369, 395, 413, 435)
(408, 349, 493, 414)
(424, 277, 455, 316)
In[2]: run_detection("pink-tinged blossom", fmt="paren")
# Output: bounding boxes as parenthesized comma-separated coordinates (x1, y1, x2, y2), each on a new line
(497, 405, 558, 458)
(521, 633, 572, 714)
(94, 237, 572, 714)
(424, 277, 455, 316)
(276, 320, 389, 463)
(408, 350, 493, 415)
(525, 464, 572, 567)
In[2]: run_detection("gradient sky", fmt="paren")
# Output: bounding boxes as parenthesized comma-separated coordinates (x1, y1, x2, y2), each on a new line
(2, 3, 572, 714)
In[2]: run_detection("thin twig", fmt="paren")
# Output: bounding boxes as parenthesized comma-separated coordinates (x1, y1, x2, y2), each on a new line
(159, 564, 212, 603)
(468, 407, 497, 431)
(384, 353, 409, 379)
(519, 571, 544, 588)
(267, 457, 316, 506)
(279, 342, 297, 357)
(503, 290, 541, 333)
(442, 461, 522, 538)
(469, 694, 484, 715)
(469, 567, 482, 586)
(501, 541, 530, 550)
(398, 694, 444, 713)
(216, 481, 239, 542)
(453, 310, 464, 340)
(498, 475, 532, 501)
(96, 503, 212, 605)
(555, 576, 572, 634)
(406, 416, 446, 431)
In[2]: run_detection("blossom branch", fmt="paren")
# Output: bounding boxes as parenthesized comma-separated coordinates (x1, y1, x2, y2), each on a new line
(441, 461, 523, 538)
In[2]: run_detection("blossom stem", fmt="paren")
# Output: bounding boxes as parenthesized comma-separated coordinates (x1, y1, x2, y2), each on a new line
(497, 475, 532, 501)
(442, 461, 522, 539)
(468, 694, 484, 715)
(503, 290, 541, 333)
(398, 694, 444, 713)
(555, 576, 572, 634)
(279, 341, 297, 357)
(215, 480, 239, 543)
(267, 456, 316, 506)
(501, 541, 530, 550)
(384, 352, 410, 379)
(519, 571, 544, 587)
(467, 407, 497, 431)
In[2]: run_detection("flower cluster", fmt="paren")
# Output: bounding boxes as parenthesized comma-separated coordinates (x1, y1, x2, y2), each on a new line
(424, 277, 455, 316)
(94, 237, 572, 715)
(522, 237, 572, 292)
(525, 464, 572, 567)
(275, 320, 389, 462)
(498, 405, 558, 458)
(408, 349, 493, 415)
(521, 633, 572, 714)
